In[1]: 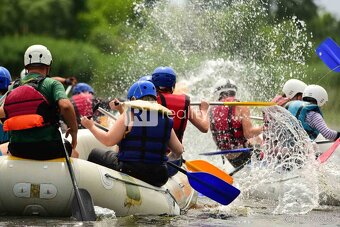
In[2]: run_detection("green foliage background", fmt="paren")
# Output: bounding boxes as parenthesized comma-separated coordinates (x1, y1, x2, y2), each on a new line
(0, 0, 339, 126)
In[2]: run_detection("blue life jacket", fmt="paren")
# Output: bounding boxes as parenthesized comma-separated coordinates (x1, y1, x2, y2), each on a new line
(0, 95, 9, 144)
(285, 100, 322, 140)
(118, 108, 173, 164)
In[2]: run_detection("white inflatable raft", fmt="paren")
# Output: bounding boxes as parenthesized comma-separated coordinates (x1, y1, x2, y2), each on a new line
(0, 129, 197, 217)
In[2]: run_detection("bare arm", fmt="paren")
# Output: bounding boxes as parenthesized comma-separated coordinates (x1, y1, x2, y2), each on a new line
(0, 106, 5, 119)
(81, 113, 126, 147)
(59, 98, 78, 148)
(167, 129, 184, 161)
(188, 100, 209, 133)
(52, 76, 77, 86)
(240, 106, 263, 139)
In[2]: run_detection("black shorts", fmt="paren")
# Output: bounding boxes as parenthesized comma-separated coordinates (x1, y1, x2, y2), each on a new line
(88, 148, 168, 187)
(8, 140, 72, 160)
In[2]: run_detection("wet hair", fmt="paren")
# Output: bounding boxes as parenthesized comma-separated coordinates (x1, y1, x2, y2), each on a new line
(219, 90, 236, 99)
(302, 97, 317, 105)
(141, 95, 157, 101)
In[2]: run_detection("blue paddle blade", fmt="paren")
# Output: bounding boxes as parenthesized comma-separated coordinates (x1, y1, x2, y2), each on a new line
(200, 148, 253, 156)
(316, 37, 340, 72)
(187, 171, 240, 205)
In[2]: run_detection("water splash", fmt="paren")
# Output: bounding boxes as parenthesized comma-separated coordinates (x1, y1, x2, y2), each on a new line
(106, 0, 313, 100)
(103, 0, 323, 215)
(235, 106, 319, 214)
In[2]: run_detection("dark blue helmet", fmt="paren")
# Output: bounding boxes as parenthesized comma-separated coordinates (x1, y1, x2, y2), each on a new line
(0, 66, 12, 90)
(151, 66, 176, 88)
(138, 75, 152, 82)
(72, 83, 94, 95)
(127, 81, 156, 100)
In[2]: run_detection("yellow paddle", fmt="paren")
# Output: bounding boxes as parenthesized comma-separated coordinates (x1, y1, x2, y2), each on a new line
(190, 101, 276, 106)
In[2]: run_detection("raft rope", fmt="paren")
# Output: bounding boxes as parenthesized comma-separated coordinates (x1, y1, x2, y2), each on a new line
(104, 173, 168, 193)
(104, 173, 179, 205)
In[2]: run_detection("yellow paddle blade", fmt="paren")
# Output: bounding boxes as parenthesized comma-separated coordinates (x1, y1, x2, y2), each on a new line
(191, 101, 276, 106)
(221, 101, 276, 106)
(184, 160, 233, 184)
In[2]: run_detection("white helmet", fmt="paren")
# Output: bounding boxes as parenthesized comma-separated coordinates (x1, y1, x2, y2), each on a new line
(213, 78, 237, 95)
(24, 44, 52, 67)
(302, 84, 328, 107)
(282, 79, 307, 99)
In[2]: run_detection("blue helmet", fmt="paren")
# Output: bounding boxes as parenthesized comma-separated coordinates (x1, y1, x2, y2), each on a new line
(127, 81, 157, 100)
(72, 83, 94, 95)
(151, 66, 176, 88)
(138, 75, 152, 82)
(0, 66, 12, 90)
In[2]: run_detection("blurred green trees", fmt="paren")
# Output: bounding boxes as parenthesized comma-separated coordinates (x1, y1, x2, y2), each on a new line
(0, 0, 339, 100)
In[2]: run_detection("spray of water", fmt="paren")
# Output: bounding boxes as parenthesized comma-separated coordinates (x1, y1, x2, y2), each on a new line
(105, 0, 313, 99)
(100, 0, 335, 215)
(234, 106, 319, 214)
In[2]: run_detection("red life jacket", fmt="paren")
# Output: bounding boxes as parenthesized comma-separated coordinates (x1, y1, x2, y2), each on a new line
(209, 97, 247, 150)
(157, 93, 190, 142)
(71, 93, 93, 124)
(3, 76, 57, 131)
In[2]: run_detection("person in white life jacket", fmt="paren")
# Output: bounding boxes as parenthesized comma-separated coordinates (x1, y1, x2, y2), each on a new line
(0, 44, 78, 160)
(81, 80, 183, 187)
(151, 66, 209, 176)
(209, 79, 263, 168)
(272, 79, 307, 106)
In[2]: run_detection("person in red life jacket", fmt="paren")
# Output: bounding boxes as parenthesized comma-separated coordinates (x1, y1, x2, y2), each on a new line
(70, 82, 96, 128)
(151, 66, 209, 176)
(81, 80, 183, 187)
(210, 79, 263, 168)
(271, 79, 307, 106)
(0, 44, 78, 160)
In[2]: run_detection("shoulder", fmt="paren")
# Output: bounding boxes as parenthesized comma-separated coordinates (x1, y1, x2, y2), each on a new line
(44, 77, 63, 86)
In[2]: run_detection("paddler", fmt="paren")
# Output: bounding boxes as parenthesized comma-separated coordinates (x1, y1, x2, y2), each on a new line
(81, 80, 183, 187)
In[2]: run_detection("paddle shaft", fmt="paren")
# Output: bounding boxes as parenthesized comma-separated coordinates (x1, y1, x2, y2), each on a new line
(98, 107, 117, 120)
(0, 91, 9, 106)
(190, 101, 276, 106)
(59, 130, 95, 221)
(65, 85, 72, 96)
(200, 148, 253, 156)
(316, 140, 334, 144)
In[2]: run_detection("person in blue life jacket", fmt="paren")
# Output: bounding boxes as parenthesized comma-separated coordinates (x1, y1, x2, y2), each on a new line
(0, 66, 12, 155)
(0, 44, 78, 160)
(285, 84, 340, 141)
(81, 80, 184, 187)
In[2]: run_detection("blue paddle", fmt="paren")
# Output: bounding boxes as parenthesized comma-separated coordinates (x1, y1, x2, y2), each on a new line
(316, 37, 340, 72)
(199, 148, 253, 156)
(167, 162, 240, 205)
